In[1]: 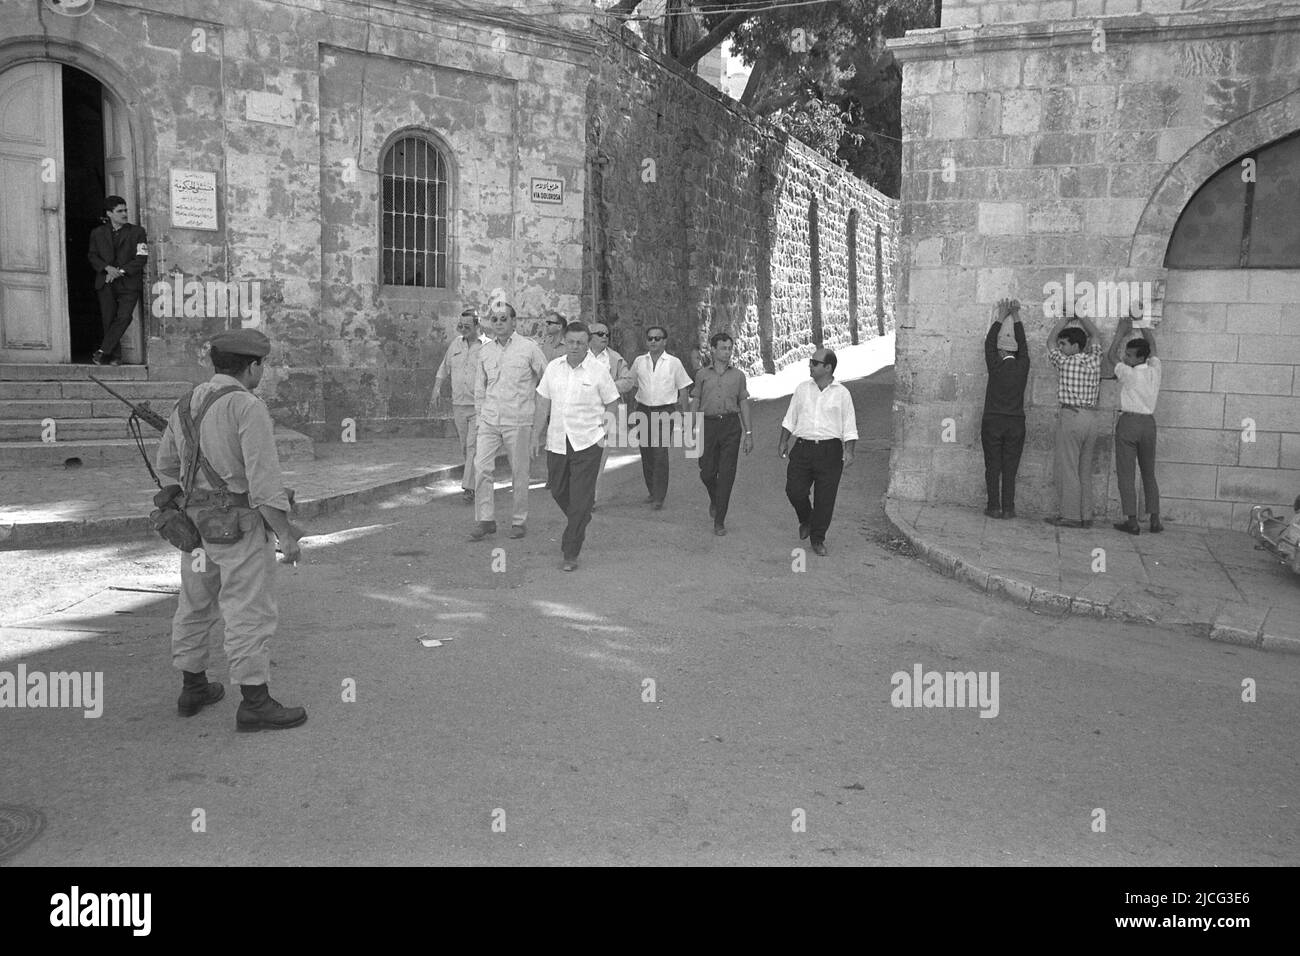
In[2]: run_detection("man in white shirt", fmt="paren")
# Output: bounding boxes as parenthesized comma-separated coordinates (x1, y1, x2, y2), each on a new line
(1107, 316, 1163, 534)
(588, 321, 636, 508)
(533, 322, 620, 571)
(777, 348, 858, 556)
(433, 308, 483, 503)
(471, 303, 549, 541)
(629, 325, 693, 510)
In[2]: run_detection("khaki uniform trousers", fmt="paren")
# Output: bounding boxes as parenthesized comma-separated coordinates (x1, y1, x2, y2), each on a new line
(474, 421, 532, 525)
(171, 508, 277, 686)
(452, 404, 478, 491)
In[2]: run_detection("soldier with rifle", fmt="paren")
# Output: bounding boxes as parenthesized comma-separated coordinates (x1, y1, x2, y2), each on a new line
(153, 328, 307, 732)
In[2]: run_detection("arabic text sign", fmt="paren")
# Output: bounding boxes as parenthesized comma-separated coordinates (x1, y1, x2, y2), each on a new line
(530, 177, 563, 205)
(170, 169, 218, 231)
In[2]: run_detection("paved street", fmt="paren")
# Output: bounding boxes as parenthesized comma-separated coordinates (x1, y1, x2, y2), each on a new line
(2, 371, 1298, 866)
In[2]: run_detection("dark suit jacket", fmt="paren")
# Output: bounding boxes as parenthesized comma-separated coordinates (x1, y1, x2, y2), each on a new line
(88, 222, 149, 291)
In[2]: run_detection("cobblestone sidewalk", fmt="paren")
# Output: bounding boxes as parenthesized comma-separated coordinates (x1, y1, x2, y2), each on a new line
(886, 497, 1300, 654)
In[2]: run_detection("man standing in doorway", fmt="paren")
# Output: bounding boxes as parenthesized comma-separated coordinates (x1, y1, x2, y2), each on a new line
(1107, 316, 1163, 534)
(1045, 310, 1108, 528)
(433, 308, 484, 504)
(588, 320, 636, 509)
(471, 303, 548, 541)
(778, 348, 858, 556)
(689, 331, 753, 536)
(630, 325, 692, 510)
(155, 328, 306, 732)
(532, 322, 620, 571)
(88, 195, 148, 366)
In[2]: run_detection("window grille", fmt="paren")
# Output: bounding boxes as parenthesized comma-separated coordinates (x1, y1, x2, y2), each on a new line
(381, 136, 448, 287)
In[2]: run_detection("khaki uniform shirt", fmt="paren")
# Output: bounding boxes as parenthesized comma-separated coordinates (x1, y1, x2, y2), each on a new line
(155, 374, 290, 511)
(475, 333, 549, 426)
(434, 335, 483, 407)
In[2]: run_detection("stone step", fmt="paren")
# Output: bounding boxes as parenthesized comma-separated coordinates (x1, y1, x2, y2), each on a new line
(0, 380, 193, 401)
(0, 428, 315, 469)
(0, 363, 146, 381)
(0, 418, 141, 441)
(0, 398, 182, 420)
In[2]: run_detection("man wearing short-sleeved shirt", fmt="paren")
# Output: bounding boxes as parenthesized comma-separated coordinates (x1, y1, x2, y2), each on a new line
(588, 321, 635, 508)
(533, 322, 620, 571)
(778, 348, 858, 556)
(1045, 313, 1108, 528)
(433, 308, 484, 503)
(689, 331, 753, 535)
(630, 325, 693, 509)
(1107, 316, 1164, 534)
(471, 303, 548, 541)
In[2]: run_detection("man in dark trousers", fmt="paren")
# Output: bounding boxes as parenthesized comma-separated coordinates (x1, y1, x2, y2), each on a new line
(778, 348, 858, 556)
(689, 331, 753, 536)
(87, 195, 148, 366)
(981, 298, 1030, 519)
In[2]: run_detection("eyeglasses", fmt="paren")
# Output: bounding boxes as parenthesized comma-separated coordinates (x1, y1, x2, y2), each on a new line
(490, 315, 510, 322)
(591, 330, 608, 337)
(647, 335, 665, 342)
(809, 358, 828, 366)
(546, 319, 563, 326)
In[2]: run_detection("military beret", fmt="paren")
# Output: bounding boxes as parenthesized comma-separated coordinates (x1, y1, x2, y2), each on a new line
(209, 328, 271, 358)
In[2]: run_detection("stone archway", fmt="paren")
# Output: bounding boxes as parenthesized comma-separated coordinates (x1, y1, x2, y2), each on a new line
(1129, 88, 1300, 269)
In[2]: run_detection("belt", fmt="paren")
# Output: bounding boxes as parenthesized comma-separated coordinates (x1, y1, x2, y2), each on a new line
(703, 412, 738, 420)
(795, 437, 841, 445)
(1060, 403, 1096, 411)
(1119, 411, 1154, 417)
(187, 489, 251, 507)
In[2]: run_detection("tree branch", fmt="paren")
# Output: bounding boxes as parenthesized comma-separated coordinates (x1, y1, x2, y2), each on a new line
(739, 55, 771, 109)
(675, 10, 749, 70)
(607, 0, 644, 16)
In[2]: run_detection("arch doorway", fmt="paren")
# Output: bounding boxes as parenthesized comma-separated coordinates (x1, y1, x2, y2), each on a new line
(0, 60, 140, 365)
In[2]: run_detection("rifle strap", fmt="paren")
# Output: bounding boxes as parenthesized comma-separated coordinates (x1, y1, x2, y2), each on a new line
(177, 385, 246, 499)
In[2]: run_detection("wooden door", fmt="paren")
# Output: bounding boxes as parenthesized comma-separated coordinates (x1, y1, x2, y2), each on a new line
(0, 62, 69, 363)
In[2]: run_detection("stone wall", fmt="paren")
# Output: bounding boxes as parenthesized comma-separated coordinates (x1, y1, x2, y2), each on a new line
(887, 8, 1300, 527)
(940, 0, 1273, 28)
(0, 0, 593, 436)
(584, 27, 899, 377)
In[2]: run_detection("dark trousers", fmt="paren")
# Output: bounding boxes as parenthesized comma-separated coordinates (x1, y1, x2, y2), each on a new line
(547, 439, 602, 560)
(97, 283, 139, 359)
(699, 413, 741, 526)
(784, 438, 843, 545)
(980, 414, 1026, 511)
(1114, 412, 1160, 517)
(637, 402, 675, 504)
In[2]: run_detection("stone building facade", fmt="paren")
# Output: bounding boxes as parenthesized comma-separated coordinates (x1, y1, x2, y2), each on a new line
(887, 1, 1300, 528)
(0, 0, 895, 452)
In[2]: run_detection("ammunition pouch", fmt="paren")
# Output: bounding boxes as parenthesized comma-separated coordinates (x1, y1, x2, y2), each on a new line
(150, 485, 202, 552)
(190, 489, 252, 545)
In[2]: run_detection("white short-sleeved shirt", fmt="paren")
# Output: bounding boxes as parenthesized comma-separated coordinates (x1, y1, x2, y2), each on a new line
(536, 353, 620, 453)
(781, 379, 859, 442)
(631, 352, 692, 406)
(1114, 356, 1161, 415)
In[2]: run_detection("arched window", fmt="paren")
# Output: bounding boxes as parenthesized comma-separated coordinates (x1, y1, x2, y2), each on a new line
(1166, 132, 1300, 268)
(381, 134, 449, 287)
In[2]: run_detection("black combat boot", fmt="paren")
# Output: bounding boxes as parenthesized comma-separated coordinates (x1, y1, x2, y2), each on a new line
(236, 684, 307, 733)
(177, 670, 225, 717)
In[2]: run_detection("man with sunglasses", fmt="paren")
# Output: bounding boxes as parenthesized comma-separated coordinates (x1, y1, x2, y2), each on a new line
(537, 309, 568, 363)
(433, 308, 484, 503)
(587, 321, 636, 508)
(778, 348, 858, 556)
(471, 303, 548, 541)
(630, 326, 693, 510)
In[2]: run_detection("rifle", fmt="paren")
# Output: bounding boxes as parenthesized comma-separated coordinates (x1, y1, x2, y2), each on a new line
(89, 375, 170, 432)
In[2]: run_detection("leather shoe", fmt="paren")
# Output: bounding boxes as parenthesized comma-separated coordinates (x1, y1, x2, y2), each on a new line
(461, 489, 474, 504)
(90, 350, 106, 366)
(469, 521, 497, 541)
(984, 506, 1002, 519)
(561, 559, 578, 572)
(652, 501, 663, 511)
(1150, 515, 1164, 533)
(812, 542, 828, 556)
(713, 525, 726, 536)
(799, 521, 810, 540)
(236, 684, 306, 732)
(509, 524, 526, 539)
(1113, 519, 1141, 535)
(1002, 508, 1016, 519)
(177, 670, 225, 717)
